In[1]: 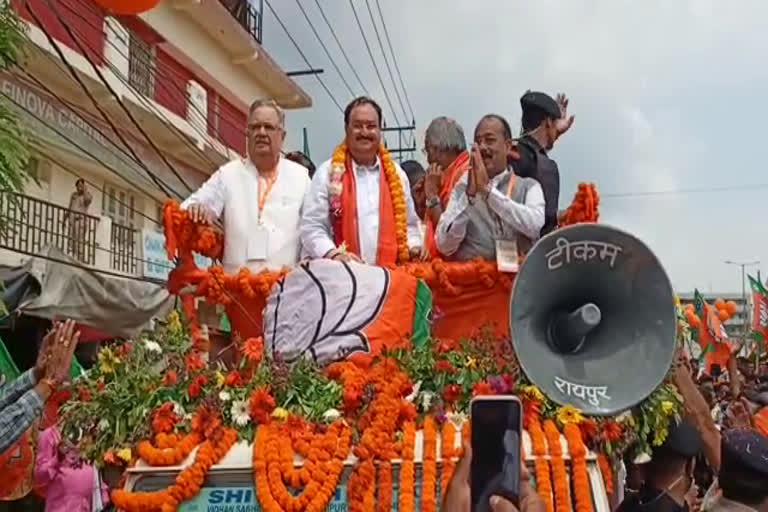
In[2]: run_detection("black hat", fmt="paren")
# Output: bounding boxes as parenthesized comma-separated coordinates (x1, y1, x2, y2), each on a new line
(721, 428, 768, 482)
(520, 91, 560, 120)
(657, 419, 701, 458)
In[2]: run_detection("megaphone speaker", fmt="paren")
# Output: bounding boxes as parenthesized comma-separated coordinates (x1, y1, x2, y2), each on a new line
(511, 224, 677, 416)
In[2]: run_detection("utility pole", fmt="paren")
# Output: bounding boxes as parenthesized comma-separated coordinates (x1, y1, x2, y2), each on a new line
(382, 122, 416, 162)
(725, 260, 760, 349)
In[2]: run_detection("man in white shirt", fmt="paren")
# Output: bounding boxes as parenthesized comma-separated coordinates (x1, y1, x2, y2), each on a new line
(300, 97, 422, 267)
(435, 114, 545, 268)
(183, 99, 310, 273)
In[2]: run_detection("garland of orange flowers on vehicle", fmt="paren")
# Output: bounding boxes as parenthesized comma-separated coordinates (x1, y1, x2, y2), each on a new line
(329, 142, 410, 263)
(253, 419, 351, 512)
(560, 183, 600, 226)
(440, 422, 458, 497)
(544, 419, 571, 512)
(163, 200, 223, 262)
(564, 423, 592, 512)
(422, 416, 438, 512)
(399, 421, 416, 512)
(529, 416, 554, 512)
(597, 453, 614, 496)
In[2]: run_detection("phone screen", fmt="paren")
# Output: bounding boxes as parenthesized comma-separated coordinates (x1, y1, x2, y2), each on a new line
(470, 397, 522, 511)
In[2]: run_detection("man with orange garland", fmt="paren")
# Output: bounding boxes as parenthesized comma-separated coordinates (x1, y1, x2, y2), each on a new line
(300, 96, 422, 266)
(420, 116, 471, 259)
(182, 99, 310, 273)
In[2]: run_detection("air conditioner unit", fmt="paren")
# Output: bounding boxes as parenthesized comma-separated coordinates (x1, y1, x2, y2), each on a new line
(187, 80, 208, 133)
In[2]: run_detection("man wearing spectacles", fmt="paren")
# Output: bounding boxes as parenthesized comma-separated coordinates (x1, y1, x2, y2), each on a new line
(182, 99, 310, 273)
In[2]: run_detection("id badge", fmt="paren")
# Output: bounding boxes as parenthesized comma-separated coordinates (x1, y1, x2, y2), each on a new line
(495, 239, 519, 273)
(247, 225, 269, 261)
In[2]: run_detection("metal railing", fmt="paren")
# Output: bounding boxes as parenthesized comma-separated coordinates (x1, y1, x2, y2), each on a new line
(110, 221, 139, 275)
(0, 191, 98, 265)
(219, 0, 263, 44)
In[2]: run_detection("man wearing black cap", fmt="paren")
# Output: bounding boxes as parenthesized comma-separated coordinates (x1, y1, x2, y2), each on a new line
(618, 419, 702, 512)
(702, 429, 768, 512)
(513, 91, 574, 237)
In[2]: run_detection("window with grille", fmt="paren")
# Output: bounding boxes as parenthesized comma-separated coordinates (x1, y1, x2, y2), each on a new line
(128, 32, 154, 97)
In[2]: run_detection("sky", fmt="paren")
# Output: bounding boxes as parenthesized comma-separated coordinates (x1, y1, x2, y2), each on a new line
(260, 0, 768, 293)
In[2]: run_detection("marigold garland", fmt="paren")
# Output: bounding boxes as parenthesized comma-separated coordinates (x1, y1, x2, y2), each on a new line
(564, 423, 592, 512)
(399, 421, 416, 512)
(136, 432, 203, 467)
(544, 419, 571, 512)
(440, 422, 457, 497)
(329, 142, 410, 263)
(529, 417, 554, 512)
(560, 183, 600, 226)
(422, 416, 438, 512)
(597, 453, 614, 496)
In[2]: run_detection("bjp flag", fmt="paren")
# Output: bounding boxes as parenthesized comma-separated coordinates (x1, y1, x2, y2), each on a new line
(750, 276, 768, 343)
(693, 289, 734, 376)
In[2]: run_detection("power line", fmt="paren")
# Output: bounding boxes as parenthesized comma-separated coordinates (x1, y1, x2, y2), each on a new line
(347, 0, 401, 126)
(24, 1, 182, 199)
(312, 0, 369, 97)
(363, 0, 408, 123)
(263, 0, 344, 112)
(39, 0, 195, 196)
(373, 0, 415, 121)
(293, 0, 355, 98)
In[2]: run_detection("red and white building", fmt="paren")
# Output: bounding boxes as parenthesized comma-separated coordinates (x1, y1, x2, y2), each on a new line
(0, 0, 310, 280)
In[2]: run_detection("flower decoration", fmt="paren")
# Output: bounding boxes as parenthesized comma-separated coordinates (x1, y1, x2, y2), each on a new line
(230, 400, 250, 427)
(556, 405, 585, 426)
(242, 336, 264, 363)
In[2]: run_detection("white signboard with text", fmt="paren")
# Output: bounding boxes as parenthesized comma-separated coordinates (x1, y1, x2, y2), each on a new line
(142, 230, 212, 281)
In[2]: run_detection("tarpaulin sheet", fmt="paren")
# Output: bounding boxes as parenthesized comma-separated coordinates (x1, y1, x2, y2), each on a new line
(16, 246, 173, 338)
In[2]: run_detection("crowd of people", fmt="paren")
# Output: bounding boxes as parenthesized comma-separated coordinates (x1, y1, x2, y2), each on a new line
(183, 91, 571, 273)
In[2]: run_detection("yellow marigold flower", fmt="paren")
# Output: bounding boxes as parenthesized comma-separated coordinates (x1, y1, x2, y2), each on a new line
(661, 401, 675, 414)
(556, 405, 584, 425)
(215, 371, 225, 388)
(97, 348, 120, 374)
(117, 448, 132, 463)
(466, 357, 477, 370)
(653, 427, 669, 446)
(271, 407, 289, 421)
(520, 385, 545, 402)
(167, 311, 182, 331)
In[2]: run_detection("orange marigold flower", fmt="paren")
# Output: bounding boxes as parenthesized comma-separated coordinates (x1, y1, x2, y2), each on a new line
(163, 370, 178, 387)
(602, 420, 623, 443)
(579, 419, 599, 444)
(472, 381, 493, 396)
(225, 370, 243, 388)
(151, 403, 178, 434)
(249, 387, 276, 424)
(242, 337, 264, 363)
(188, 375, 209, 398)
(185, 353, 205, 373)
(436, 338, 458, 354)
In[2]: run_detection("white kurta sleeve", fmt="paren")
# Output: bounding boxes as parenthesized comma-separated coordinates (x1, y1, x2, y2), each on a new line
(486, 181, 545, 240)
(435, 179, 471, 256)
(300, 160, 337, 259)
(395, 164, 423, 249)
(180, 168, 226, 219)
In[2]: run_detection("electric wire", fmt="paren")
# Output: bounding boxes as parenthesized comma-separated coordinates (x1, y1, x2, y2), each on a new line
(373, 0, 415, 121)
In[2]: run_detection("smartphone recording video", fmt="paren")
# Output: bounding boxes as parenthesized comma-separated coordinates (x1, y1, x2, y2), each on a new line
(470, 396, 522, 512)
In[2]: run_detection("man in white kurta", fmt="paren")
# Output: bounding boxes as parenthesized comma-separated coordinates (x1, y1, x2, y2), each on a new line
(182, 100, 310, 273)
(300, 97, 422, 265)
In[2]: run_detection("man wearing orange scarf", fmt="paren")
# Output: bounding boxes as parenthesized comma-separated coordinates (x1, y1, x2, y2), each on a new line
(301, 97, 422, 266)
(421, 117, 470, 259)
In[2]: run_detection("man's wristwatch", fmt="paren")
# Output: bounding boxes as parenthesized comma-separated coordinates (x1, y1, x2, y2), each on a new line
(426, 196, 440, 209)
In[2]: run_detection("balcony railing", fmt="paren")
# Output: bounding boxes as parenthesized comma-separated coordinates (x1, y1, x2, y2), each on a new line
(220, 0, 263, 44)
(110, 221, 139, 275)
(0, 191, 98, 265)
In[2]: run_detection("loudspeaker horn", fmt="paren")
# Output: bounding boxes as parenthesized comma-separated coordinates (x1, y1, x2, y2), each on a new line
(510, 224, 677, 416)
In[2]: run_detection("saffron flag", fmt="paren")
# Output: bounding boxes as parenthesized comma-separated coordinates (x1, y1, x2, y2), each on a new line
(750, 275, 768, 343)
(693, 289, 733, 375)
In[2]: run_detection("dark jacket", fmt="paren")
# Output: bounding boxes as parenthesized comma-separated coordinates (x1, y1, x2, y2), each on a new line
(512, 136, 560, 237)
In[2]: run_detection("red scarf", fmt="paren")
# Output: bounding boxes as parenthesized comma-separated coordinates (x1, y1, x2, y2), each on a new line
(333, 154, 398, 266)
(424, 151, 470, 258)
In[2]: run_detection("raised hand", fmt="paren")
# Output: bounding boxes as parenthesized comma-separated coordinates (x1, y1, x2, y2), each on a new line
(186, 203, 215, 224)
(424, 163, 443, 200)
(554, 93, 575, 137)
(44, 319, 80, 385)
(34, 323, 59, 381)
(467, 144, 489, 198)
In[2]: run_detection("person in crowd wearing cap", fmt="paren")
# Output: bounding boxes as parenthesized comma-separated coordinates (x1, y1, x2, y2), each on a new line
(513, 91, 574, 237)
(421, 117, 471, 259)
(617, 419, 702, 512)
(702, 429, 768, 512)
(435, 114, 545, 266)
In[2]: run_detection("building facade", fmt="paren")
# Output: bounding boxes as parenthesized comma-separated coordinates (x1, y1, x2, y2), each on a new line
(0, 0, 310, 281)
(678, 291, 750, 339)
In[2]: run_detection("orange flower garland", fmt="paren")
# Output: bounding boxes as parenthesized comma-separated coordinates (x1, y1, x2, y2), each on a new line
(597, 453, 614, 496)
(529, 417, 554, 512)
(564, 423, 592, 512)
(136, 432, 203, 467)
(422, 416, 438, 512)
(329, 142, 410, 263)
(399, 421, 416, 512)
(544, 419, 571, 512)
(440, 422, 458, 497)
(560, 183, 600, 226)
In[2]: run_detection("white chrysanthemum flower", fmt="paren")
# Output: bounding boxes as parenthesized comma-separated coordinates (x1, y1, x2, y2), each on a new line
(405, 381, 422, 403)
(143, 340, 162, 353)
(322, 409, 341, 422)
(98, 419, 110, 431)
(420, 391, 434, 411)
(231, 400, 251, 427)
(219, 391, 232, 402)
(172, 402, 185, 417)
